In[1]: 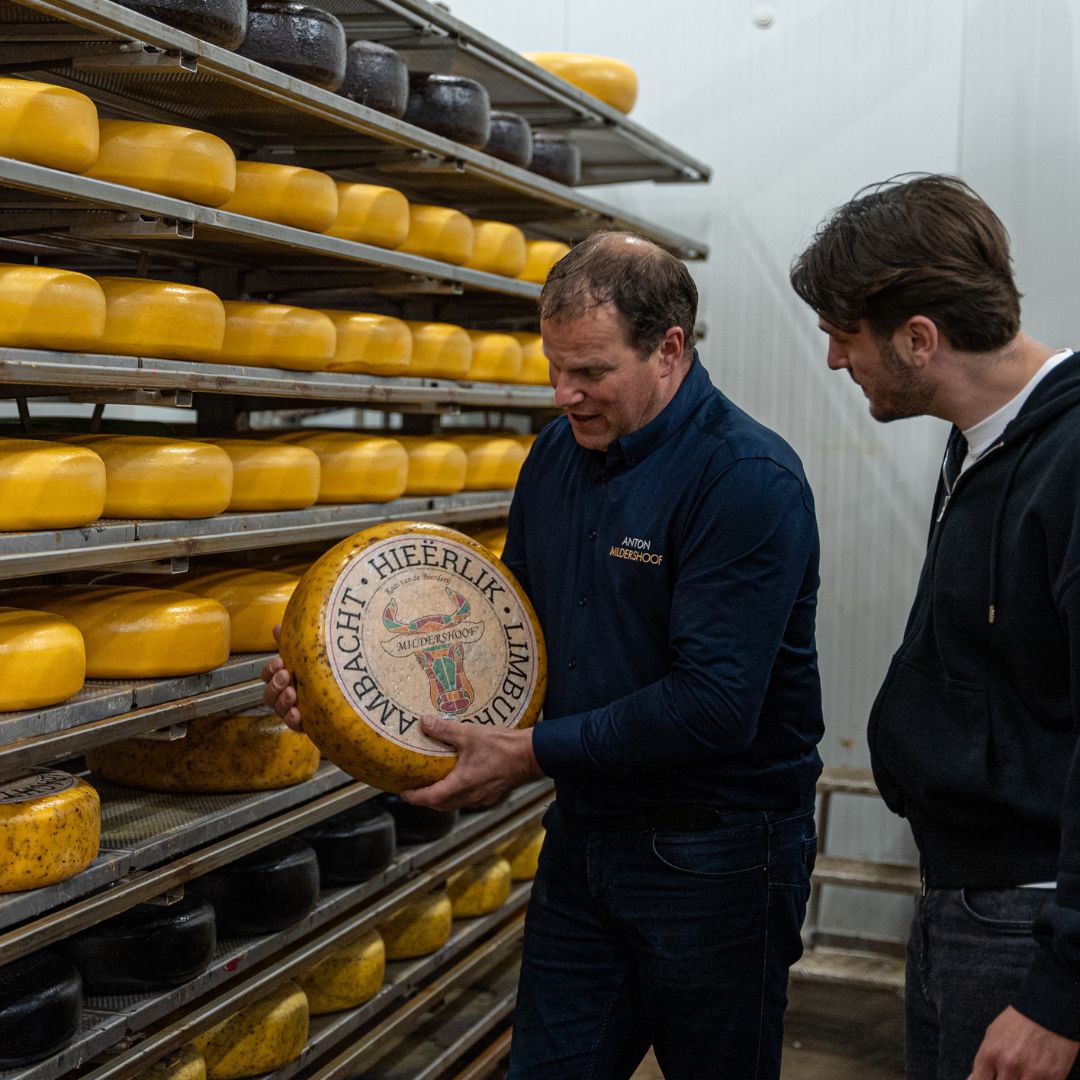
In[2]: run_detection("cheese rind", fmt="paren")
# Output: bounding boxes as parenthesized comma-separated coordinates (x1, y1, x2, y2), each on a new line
(0, 263, 106, 351)
(0, 438, 106, 529)
(522, 52, 639, 114)
(327, 183, 410, 247)
(131, 1045, 206, 1080)
(174, 568, 298, 652)
(397, 204, 474, 265)
(216, 302, 337, 371)
(447, 854, 512, 917)
(217, 162, 339, 232)
(379, 892, 453, 960)
(468, 526, 507, 559)
(406, 320, 472, 380)
(275, 432, 408, 503)
(319, 310, 412, 375)
(498, 824, 545, 880)
(449, 435, 527, 490)
(398, 436, 467, 496)
(466, 330, 523, 383)
(0, 607, 85, 711)
(461, 220, 527, 277)
(209, 439, 321, 512)
(509, 332, 549, 385)
(296, 930, 385, 1014)
(518, 240, 572, 284)
(0, 79, 99, 173)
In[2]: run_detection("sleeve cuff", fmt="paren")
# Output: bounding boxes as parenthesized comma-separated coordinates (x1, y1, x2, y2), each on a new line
(531, 713, 584, 779)
(1014, 942, 1080, 1040)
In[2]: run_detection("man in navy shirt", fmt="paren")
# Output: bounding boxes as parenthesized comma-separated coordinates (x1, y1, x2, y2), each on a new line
(265, 233, 823, 1078)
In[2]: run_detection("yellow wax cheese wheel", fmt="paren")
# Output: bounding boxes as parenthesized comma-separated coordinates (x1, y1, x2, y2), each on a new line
(0, 263, 105, 351)
(509, 332, 549, 385)
(276, 431, 408, 504)
(379, 892, 453, 960)
(278, 521, 546, 791)
(63, 435, 233, 519)
(498, 824, 545, 880)
(193, 981, 308, 1080)
(515, 433, 538, 453)
(406, 321, 472, 380)
(85, 120, 236, 207)
(132, 1046, 206, 1080)
(216, 302, 336, 372)
(450, 435, 527, 490)
(518, 240, 572, 284)
(0, 607, 85, 711)
(461, 220, 527, 277)
(217, 161, 338, 232)
(523, 52, 638, 114)
(0, 79, 99, 173)
(0, 438, 105, 530)
(398, 436, 467, 496)
(296, 930, 385, 1015)
(318, 310, 411, 376)
(0, 770, 100, 893)
(175, 568, 299, 652)
(326, 183, 410, 247)
(85, 709, 319, 793)
(95, 277, 226, 361)
(203, 439, 321, 512)
(466, 330, 523, 383)
(447, 853, 512, 917)
(2, 586, 230, 678)
(469, 526, 507, 560)
(397, 204, 474, 265)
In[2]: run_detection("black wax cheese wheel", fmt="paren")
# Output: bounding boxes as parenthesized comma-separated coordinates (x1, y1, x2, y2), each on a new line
(59, 895, 216, 995)
(300, 802, 396, 885)
(403, 74, 491, 148)
(187, 837, 319, 937)
(529, 133, 582, 187)
(0, 952, 82, 1068)
(484, 111, 533, 168)
(238, 2, 347, 90)
(115, 0, 247, 48)
(379, 794, 458, 845)
(339, 41, 409, 118)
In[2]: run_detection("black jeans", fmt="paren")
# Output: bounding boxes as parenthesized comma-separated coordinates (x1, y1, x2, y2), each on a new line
(507, 802, 816, 1079)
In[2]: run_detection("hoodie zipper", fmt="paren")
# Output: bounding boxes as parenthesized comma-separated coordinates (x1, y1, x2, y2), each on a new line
(935, 438, 1005, 525)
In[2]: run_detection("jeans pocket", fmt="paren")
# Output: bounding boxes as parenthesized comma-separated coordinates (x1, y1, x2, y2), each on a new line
(650, 824, 767, 878)
(958, 888, 1049, 934)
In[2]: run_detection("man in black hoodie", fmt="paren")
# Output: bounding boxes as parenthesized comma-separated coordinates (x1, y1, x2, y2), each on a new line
(791, 174, 1080, 1080)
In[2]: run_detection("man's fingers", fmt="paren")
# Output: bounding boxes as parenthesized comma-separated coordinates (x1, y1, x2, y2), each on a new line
(420, 714, 467, 748)
(260, 655, 283, 683)
(282, 706, 303, 732)
(272, 623, 282, 644)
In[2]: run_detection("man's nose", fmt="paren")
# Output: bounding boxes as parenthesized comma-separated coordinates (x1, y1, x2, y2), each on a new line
(826, 340, 847, 371)
(552, 373, 584, 408)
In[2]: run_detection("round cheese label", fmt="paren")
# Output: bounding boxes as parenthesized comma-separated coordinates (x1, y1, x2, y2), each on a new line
(0, 769, 78, 804)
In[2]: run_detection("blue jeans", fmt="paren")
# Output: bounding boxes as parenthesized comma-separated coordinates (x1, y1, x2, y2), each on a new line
(508, 802, 817, 1080)
(907, 887, 1080, 1080)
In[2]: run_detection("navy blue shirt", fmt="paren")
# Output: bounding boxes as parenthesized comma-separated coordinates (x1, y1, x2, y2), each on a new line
(502, 355, 823, 819)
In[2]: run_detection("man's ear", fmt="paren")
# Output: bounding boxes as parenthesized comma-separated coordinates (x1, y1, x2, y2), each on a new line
(658, 326, 685, 374)
(895, 316, 939, 370)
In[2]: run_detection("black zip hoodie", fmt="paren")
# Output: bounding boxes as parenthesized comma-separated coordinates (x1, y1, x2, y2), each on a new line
(868, 351, 1080, 1038)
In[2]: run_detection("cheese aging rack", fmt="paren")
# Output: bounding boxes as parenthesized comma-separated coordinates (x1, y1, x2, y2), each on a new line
(0, 0, 710, 1076)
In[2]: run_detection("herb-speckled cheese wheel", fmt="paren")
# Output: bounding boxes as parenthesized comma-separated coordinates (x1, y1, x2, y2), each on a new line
(132, 1045, 206, 1080)
(63, 435, 233, 519)
(0, 952, 82, 1068)
(0, 770, 100, 893)
(319, 310, 411, 375)
(85, 120, 236, 206)
(518, 240, 572, 284)
(461, 220, 527, 278)
(509, 332, 548, 385)
(0, 263, 106, 351)
(447, 853, 512, 917)
(0, 79, 98, 173)
(210, 439, 321, 512)
(327, 183, 410, 247)
(86, 709, 319, 792)
(406, 320, 472, 380)
(398, 436, 467, 496)
(174, 568, 298, 652)
(218, 162, 338, 232)
(216, 302, 336, 371)
(468, 526, 507, 560)
(278, 521, 546, 791)
(498, 824, 545, 880)
(0, 439, 105, 530)
(296, 930, 384, 1014)
(398, 204, 474, 265)
(522, 52, 638, 114)
(450, 435, 527, 490)
(193, 981, 309, 1080)
(275, 431, 408, 503)
(0, 607, 85, 711)
(95, 277, 226, 361)
(380, 891, 453, 960)
(466, 331, 523, 383)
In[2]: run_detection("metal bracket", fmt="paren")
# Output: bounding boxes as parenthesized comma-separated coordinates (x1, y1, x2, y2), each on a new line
(140, 886, 187, 905)
(133, 723, 189, 743)
(117, 557, 190, 576)
(69, 213, 194, 241)
(72, 43, 197, 74)
(372, 276, 465, 297)
(67, 389, 195, 408)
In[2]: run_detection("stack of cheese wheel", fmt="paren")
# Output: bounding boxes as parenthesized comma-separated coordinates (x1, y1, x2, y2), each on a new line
(130, 1045, 206, 1080)
(449, 434, 527, 490)
(509, 332, 548, 385)
(326, 183, 410, 248)
(0, 952, 82, 1068)
(318, 310, 411, 376)
(275, 431, 408, 503)
(518, 240, 572, 284)
(0, 264, 106, 352)
(397, 435, 467, 496)
(84, 120, 237, 207)
(0, 768, 100, 893)
(217, 162, 339, 232)
(62, 435, 233, 519)
(522, 52, 639, 115)
(446, 853, 512, 917)
(469, 526, 508, 560)
(296, 930, 385, 1015)
(85, 709, 319, 793)
(0, 607, 85, 711)
(379, 891, 453, 960)
(0, 438, 106, 530)
(1, 586, 230, 677)
(461, 220, 527, 277)
(215, 302, 336, 371)
(0, 78, 99, 173)
(406, 320, 472, 380)
(397, 204, 474, 265)
(209, 439, 321, 512)
(466, 330, 523, 383)
(498, 823, 545, 881)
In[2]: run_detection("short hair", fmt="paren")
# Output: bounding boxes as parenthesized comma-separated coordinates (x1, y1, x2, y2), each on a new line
(790, 174, 1021, 352)
(539, 231, 698, 358)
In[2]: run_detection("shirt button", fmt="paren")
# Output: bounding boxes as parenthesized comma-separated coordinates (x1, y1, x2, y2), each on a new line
(588, 530, 597, 541)
(578, 597, 587, 607)
(568, 657, 577, 670)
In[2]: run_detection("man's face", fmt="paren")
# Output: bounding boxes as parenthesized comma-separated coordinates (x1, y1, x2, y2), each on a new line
(819, 319, 935, 422)
(541, 305, 672, 451)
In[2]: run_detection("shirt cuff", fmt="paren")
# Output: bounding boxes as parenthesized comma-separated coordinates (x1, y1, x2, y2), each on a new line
(531, 713, 584, 779)
(1014, 941, 1080, 1040)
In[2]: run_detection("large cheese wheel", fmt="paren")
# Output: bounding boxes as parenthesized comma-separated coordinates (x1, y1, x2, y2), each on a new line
(461, 220, 527, 278)
(2, 586, 231, 677)
(95, 277, 226, 361)
(406, 320, 471, 380)
(193, 981, 309, 1080)
(484, 111, 532, 168)
(466, 330, 523, 383)
(379, 891, 452, 960)
(0, 263, 105, 351)
(397, 204, 474, 265)
(63, 435, 233, 519)
(238, 2, 347, 90)
(326, 183, 410, 248)
(0, 438, 105, 530)
(217, 162, 338, 232)
(498, 824, 545, 881)
(275, 431, 408, 503)
(278, 522, 546, 791)
(397, 435, 467, 496)
(523, 52, 639, 114)
(210, 439, 321, 512)
(0, 79, 98, 173)
(216, 301, 336, 371)
(509, 331, 548, 385)
(86, 709, 319, 793)
(529, 133, 581, 187)
(173, 568, 298, 652)
(0, 607, 85, 711)
(319, 310, 411, 375)
(403, 74, 491, 148)
(132, 1045, 206, 1080)
(296, 930, 385, 1015)
(0, 952, 82, 1068)
(299, 802, 396, 885)
(518, 240, 572, 284)
(339, 41, 408, 118)
(379, 794, 458, 845)
(447, 853, 511, 918)
(116, 0, 246, 48)
(450, 435, 527, 490)
(85, 120, 236, 207)
(0, 770, 100, 893)
(468, 526, 507, 560)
